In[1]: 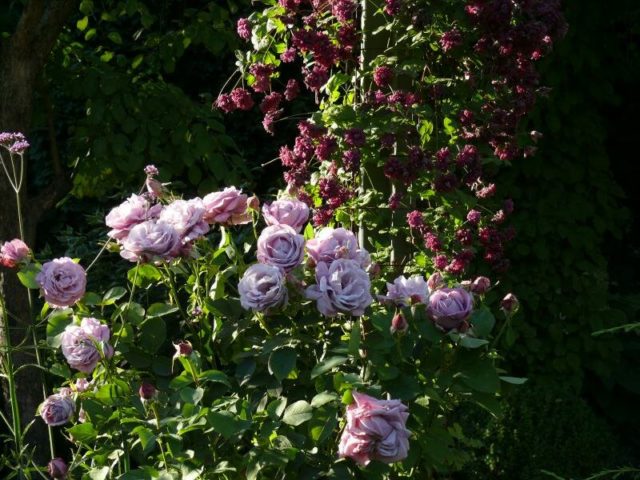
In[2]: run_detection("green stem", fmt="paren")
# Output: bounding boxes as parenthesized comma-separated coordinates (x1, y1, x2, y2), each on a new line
(151, 403, 169, 469)
(492, 314, 512, 348)
(256, 313, 274, 336)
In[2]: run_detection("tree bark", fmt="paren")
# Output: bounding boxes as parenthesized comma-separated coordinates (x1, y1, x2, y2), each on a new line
(0, 0, 78, 463)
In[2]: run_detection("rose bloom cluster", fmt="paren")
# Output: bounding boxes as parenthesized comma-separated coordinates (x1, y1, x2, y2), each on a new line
(105, 166, 256, 263)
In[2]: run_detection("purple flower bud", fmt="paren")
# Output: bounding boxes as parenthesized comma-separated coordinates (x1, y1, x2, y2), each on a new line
(139, 382, 157, 401)
(47, 457, 68, 479)
(390, 313, 408, 334)
(501, 293, 519, 314)
(471, 276, 491, 294)
(173, 340, 193, 358)
(427, 272, 445, 291)
(144, 164, 159, 177)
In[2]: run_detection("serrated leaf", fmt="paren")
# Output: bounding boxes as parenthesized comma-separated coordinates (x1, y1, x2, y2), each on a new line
(282, 400, 313, 426)
(68, 423, 97, 443)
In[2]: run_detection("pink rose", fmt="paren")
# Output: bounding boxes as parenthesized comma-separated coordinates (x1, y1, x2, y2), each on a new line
(105, 194, 162, 240)
(262, 199, 310, 232)
(378, 274, 429, 307)
(202, 187, 252, 225)
(238, 263, 288, 312)
(61, 318, 114, 373)
(40, 390, 75, 426)
(257, 225, 305, 272)
(306, 259, 372, 316)
(338, 391, 411, 465)
(0, 238, 30, 268)
(37, 258, 87, 308)
(120, 220, 181, 263)
(306, 227, 370, 268)
(427, 287, 473, 332)
(158, 198, 209, 243)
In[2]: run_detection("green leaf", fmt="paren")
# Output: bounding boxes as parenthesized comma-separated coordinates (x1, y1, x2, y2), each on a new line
(17, 265, 40, 289)
(180, 387, 204, 405)
(88, 467, 110, 480)
(67, 423, 97, 443)
(470, 307, 496, 338)
(128, 264, 162, 287)
(199, 369, 231, 387)
(139, 317, 166, 353)
(500, 376, 528, 385)
(146, 303, 179, 318)
(108, 32, 123, 45)
(311, 391, 338, 408)
(103, 286, 127, 304)
(94, 381, 130, 405)
(77, 16, 89, 31)
(269, 347, 297, 381)
(311, 356, 348, 379)
(282, 400, 313, 426)
(207, 411, 251, 439)
(348, 321, 361, 356)
(460, 359, 501, 394)
(46, 310, 72, 348)
(453, 334, 489, 349)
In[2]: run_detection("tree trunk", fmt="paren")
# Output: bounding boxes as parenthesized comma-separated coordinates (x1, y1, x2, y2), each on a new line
(0, 0, 79, 463)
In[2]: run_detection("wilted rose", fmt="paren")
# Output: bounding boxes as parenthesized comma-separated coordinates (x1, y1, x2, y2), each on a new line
(202, 187, 252, 225)
(378, 274, 429, 307)
(306, 259, 372, 316)
(238, 263, 288, 312)
(40, 390, 75, 426)
(36, 258, 87, 308)
(47, 457, 68, 479)
(262, 199, 310, 232)
(0, 238, 30, 268)
(105, 194, 162, 240)
(61, 318, 114, 373)
(306, 227, 370, 268)
(427, 287, 473, 332)
(158, 198, 209, 243)
(338, 391, 411, 465)
(257, 225, 305, 272)
(120, 220, 181, 263)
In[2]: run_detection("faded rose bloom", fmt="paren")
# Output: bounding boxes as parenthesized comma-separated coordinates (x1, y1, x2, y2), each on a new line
(306, 259, 372, 316)
(74, 378, 90, 393)
(0, 238, 30, 268)
(471, 276, 491, 294)
(173, 340, 193, 359)
(257, 225, 305, 272)
(262, 199, 310, 232)
(61, 318, 114, 374)
(37, 258, 87, 308)
(158, 198, 209, 243)
(427, 272, 445, 291)
(427, 287, 473, 332)
(239, 263, 288, 312)
(105, 194, 162, 240)
(390, 313, 408, 334)
(306, 227, 370, 268)
(501, 293, 519, 314)
(47, 457, 68, 479)
(378, 275, 429, 307)
(120, 220, 181, 263)
(40, 391, 75, 426)
(338, 391, 410, 465)
(139, 382, 157, 401)
(202, 187, 252, 225)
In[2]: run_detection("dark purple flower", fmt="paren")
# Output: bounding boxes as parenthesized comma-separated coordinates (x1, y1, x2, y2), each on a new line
(373, 66, 393, 87)
(231, 88, 255, 111)
(237, 18, 251, 40)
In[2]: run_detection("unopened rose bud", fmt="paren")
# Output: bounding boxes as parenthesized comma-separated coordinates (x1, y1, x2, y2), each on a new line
(501, 293, 519, 314)
(173, 340, 193, 358)
(138, 382, 157, 401)
(247, 195, 260, 211)
(427, 272, 445, 291)
(367, 262, 381, 278)
(471, 276, 491, 294)
(390, 313, 408, 334)
(47, 457, 68, 479)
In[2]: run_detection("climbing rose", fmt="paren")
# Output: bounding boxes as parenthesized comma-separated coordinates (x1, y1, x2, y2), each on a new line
(257, 225, 305, 272)
(338, 391, 410, 465)
(158, 198, 209, 243)
(238, 263, 288, 312)
(427, 287, 473, 332)
(105, 194, 162, 240)
(306, 259, 372, 316)
(120, 221, 181, 263)
(61, 318, 114, 373)
(202, 187, 252, 225)
(262, 199, 310, 232)
(0, 238, 30, 268)
(40, 390, 75, 426)
(37, 258, 87, 308)
(378, 275, 429, 307)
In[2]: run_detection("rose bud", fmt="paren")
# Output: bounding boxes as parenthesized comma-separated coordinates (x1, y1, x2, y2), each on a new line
(78, 408, 87, 423)
(74, 378, 90, 392)
(47, 457, 68, 479)
(367, 262, 381, 278)
(247, 195, 260, 211)
(173, 340, 193, 359)
(427, 272, 445, 292)
(471, 276, 491, 294)
(501, 293, 519, 314)
(139, 382, 157, 401)
(390, 313, 408, 334)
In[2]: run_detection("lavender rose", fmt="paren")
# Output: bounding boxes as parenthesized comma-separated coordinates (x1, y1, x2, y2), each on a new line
(238, 263, 288, 312)
(262, 199, 310, 232)
(202, 187, 252, 225)
(37, 258, 87, 308)
(158, 198, 209, 243)
(105, 194, 162, 240)
(306, 227, 370, 268)
(338, 391, 411, 466)
(61, 317, 114, 373)
(47, 458, 68, 479)
(257, 225, 305, 272)
(378, 274, 429, 307)
(306, 259, 372, 316)
(40, 390, 75, 426)
(427, 287, 473, 332)
(120, 220, 181, 262)
(0, 238, 30, 268)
